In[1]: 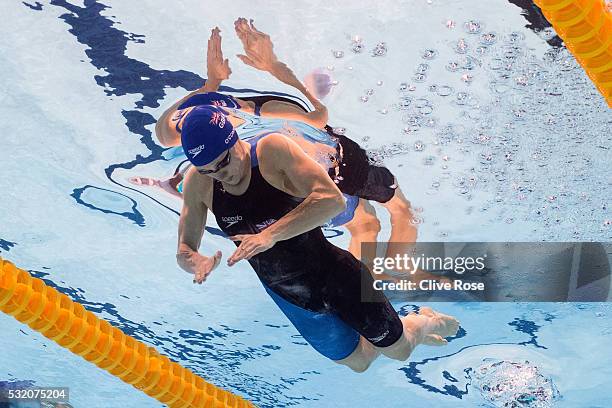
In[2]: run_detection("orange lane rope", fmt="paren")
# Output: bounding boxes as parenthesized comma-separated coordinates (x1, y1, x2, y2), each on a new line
(534, 0, 612, 107)
(0, 257, 255, 408)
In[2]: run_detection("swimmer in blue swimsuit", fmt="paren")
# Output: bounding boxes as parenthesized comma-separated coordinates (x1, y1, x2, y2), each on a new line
(176, 103, 459, 371)
(152, 22, 428, 281)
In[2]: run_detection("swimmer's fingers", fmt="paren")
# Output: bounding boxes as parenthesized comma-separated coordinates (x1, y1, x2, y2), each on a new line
(228, 234, 274, 265)
(209, 28, 221, 60)
(249, 19, 269, 39)
(234, 18, 249, 42)
(227, 236, 249, 266)
(193, 250, 222, 284)
(227, 247, 245, 266)
(227, 243, 260, 265)
(206, 38, 213, 65)
(229, 234, 249, 242)
(210, 28, 219, 58)
(237, 241, 263, 261)
(236, 54, 256, 68)
(214, 27, 224, 61)
(422, 334, 448, 346)
(418, 306, 435, 317)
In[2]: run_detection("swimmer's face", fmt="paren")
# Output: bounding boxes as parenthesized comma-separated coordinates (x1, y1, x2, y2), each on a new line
(170, 107, 195, 146)
(196, 142, 247, 185)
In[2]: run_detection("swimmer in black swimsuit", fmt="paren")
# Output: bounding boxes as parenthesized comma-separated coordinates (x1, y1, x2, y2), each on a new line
(155, 22, 426, 281)
(176, 103, 459, 372)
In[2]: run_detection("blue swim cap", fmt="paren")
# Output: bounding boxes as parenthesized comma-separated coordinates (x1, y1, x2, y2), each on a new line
(177, 92, 239, 110)
(181, 105, 237, 166)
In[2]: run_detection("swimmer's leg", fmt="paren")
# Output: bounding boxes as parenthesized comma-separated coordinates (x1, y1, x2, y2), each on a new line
(376, 307, 460, 361)
(334, 335, 381, 373)
(344, 199, 398, 280)
(380, 184, 418, 250)
(380, 185, 450, 283)
(343, 199, 380, 259)
(379, 186, 418, 279)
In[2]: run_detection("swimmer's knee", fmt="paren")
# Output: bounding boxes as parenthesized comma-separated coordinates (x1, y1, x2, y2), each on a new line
(346, 214, 381, 235)
(334, 336, 379, 373)
(386, 191, 412, 212)
(348, 360, 371, 373)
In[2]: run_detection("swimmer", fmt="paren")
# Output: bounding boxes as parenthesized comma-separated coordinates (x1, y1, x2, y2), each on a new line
(155, 20, 430, 280)
(176, 103, 460, 371)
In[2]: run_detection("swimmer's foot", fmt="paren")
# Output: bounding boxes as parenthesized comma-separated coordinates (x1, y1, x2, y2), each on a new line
(129, 176, 183, 198)
(419, 306, 460, 339)
(401, 307, 460, 346)
(129, 176, 161, 187)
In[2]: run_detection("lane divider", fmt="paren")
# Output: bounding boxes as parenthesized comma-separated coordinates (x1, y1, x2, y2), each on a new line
(535, 0, 612, 107)
(0, 257, 255, 408)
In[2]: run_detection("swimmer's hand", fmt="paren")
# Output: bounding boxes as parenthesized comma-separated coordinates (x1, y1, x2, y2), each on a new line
(401, 307, 460, 346)
(234, 17, 279, 72)
(177, 250, 222, 285)
(227, 231, 276, 266)
(207, 27, 231, 81)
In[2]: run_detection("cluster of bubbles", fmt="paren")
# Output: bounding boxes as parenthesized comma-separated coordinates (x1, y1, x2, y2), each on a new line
(332, 35, 388, 60)
(337, 19, 610, 240)
(468, 360, 561, 408)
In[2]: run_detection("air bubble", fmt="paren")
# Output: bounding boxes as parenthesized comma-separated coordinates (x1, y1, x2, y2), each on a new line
(422, 49, 438, 60)
(415, 63, 430, 74)
(413, 73, 427, 83)
(480, 32, 497, 45)
(437, 85, 454, 96)
(446, 61, 460, 72)
(464, 20, 482, 34)
(454, 38, 469, 54)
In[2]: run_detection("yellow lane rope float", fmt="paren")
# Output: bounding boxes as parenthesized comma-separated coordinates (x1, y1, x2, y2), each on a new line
(0, 257, 255, 408)
(534, 0, 612, 107)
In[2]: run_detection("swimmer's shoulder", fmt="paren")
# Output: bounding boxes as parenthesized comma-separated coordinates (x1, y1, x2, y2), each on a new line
(182, 167, 214, 209)
(256, 132, 292, 161)
(255, 133, 304, 187)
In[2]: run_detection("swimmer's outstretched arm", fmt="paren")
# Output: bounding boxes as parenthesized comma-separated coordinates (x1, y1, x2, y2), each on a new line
(176, 169, 222, 284)
(155, 27, 231, 146)
(234, 18, 329, 128)
(227, 134, 345, 265)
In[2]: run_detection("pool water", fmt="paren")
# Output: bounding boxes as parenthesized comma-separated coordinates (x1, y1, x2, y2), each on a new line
(1, 0, 611, 407)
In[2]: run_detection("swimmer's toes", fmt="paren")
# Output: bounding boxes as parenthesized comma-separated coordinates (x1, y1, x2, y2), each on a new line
(129, 176, 158, 186)
(423, 334, 448, 346)
(439, 316, 460, 338)
(419, 306, 435, 317)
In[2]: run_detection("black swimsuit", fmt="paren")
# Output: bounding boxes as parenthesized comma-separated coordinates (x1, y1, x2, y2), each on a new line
(240, 94, 398, 203)
(211, 138, 403, 360)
